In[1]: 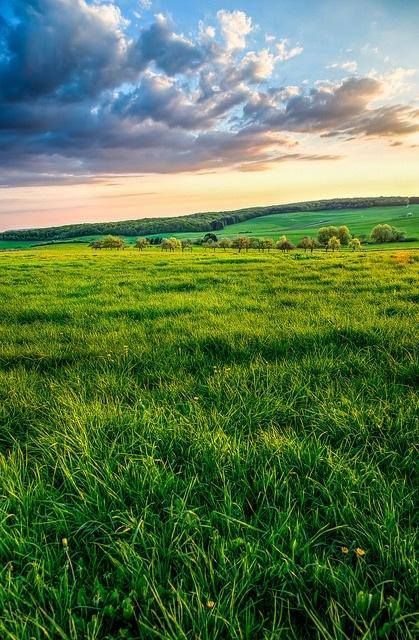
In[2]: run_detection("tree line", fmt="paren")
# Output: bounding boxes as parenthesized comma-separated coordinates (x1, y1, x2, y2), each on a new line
(90, 223, 405, 252)
(1, 196, 414, 241)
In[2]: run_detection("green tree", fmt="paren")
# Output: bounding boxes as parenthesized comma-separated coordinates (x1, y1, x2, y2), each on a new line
(318, 226, 338, 246)
(161, 238, 180, 251)
(297, 236, 316, 253)
(371, 224, 405, 243)
(135, 238, 149, 251)
(338, 226, 351, 245)
(232, 237, 251, 252)
(219, 238, 232, 251)
(349, 238, 361, 251)
(181, 239, 193, 252)
(101, 235, 125, 249)
(260, 239, 273, 252)
(276, 236, 295, 253)
(90, 239, 104, 249)
(327, 236, 341, 252)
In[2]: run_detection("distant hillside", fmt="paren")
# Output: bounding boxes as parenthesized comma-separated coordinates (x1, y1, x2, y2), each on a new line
(1, 196, 415, 241)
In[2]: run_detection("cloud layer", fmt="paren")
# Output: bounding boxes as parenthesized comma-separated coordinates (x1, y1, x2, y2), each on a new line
(0, 0, 418, 187)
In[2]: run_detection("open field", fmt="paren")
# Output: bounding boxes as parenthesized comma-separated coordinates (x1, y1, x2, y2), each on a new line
(214, 205, 419, 242)
(0, 245, 418, 639)
(1, 204, 418, 250)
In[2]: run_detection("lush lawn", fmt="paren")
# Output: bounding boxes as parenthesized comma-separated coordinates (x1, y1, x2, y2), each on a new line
(0, 245, 417, 639)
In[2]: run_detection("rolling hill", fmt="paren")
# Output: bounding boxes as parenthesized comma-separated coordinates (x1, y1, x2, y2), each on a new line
(1, 196, 418, 244)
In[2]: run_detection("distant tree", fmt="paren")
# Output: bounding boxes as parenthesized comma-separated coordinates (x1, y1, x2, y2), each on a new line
(276, 236, 295, 252)
(101, 235, 125, 249)
(232, 237, 251, 252)
(204, 239, 219, 252)
(219, 238, 232, 251)
(181, 239, 193, 252)
(371, 224, 405, 243)
(349, 238, 361, 251)
(327, 236, 341, 252)
(297, 236, 316, 253)
(203, 233, 218, 243)
(260, 239, 273, 252)
(318, 226, 339, 246)
(161, 238, 180, 251)
(90, 239, 104, 249)
(338, 225, 352, 245)
(135, 238, 149, 251)
(249, 238, 261, 250)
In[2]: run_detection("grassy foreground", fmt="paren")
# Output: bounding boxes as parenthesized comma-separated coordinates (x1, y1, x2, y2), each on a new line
(0, 245, 417, 639)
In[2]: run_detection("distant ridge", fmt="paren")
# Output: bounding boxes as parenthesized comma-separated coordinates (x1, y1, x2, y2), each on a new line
(2, 196, 417, 242)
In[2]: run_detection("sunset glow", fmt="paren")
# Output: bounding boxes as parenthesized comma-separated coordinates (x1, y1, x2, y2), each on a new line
(1, 0, 418, 230)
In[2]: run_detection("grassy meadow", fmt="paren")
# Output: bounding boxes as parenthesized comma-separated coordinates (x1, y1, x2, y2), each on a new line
(0, 244, 418, 639)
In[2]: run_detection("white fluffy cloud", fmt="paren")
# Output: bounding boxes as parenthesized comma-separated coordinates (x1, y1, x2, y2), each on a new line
(275, 39, 304, 62)
(217, 10, 253, 51)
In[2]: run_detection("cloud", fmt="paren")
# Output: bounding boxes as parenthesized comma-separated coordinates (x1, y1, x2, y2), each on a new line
(217, 10, 253, 51)
(131, 14, 206, 75)
(243, 77, 419, 138)
(327, 61, 358, 73)
(0, 0, 132, 100)
(0, 3, 417, 189)
(275, 39, 304, 62)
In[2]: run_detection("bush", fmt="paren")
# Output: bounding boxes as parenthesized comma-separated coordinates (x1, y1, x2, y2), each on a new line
(370, 224, 405, 243)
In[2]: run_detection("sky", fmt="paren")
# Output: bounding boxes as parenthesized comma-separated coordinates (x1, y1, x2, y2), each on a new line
(0, 0, 418, 231)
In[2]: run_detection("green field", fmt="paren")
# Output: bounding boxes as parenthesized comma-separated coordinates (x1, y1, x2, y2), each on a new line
(0, 245, 418, 639)
(214, 205, 419, 241)
(1, 204, 418, 250)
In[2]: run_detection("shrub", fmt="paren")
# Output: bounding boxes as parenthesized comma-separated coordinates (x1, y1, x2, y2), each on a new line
(371, 224, 405, 243)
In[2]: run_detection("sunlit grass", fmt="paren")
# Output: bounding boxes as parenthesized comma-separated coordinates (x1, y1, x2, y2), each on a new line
(0, 245, 417, 639)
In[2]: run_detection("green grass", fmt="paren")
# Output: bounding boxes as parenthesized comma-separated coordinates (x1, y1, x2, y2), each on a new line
(215, 205, 419, 241)
(0, 245, 418, 639)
